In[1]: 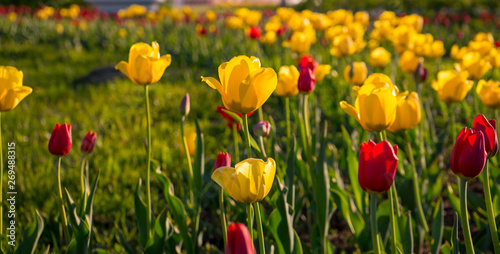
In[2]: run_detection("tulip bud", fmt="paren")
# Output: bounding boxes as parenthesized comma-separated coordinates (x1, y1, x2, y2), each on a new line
(451, 128, 487, 179)
(214, 152, 231, 172)
(226, 223, 256, 254)
(298, 55, 318, 73)
(248, 26, 261, 39)
(472, 114, 498, 157)
(413, 59, 427, 82)
(253, 121, 271, 137)
(179, 93, 190, 116)
(81, 130, 97, 154)
(49, 123, 72, 156)
(298, 68, 315, 94)
(358, 140, 398, 193)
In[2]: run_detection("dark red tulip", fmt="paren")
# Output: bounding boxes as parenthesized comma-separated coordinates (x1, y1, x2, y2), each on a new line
(216, 106, 253, 130)
(298, 68, 316, 94)
(49, 123, 72, 156)
(414, 59, 427, 82)
(81, 130, 97, 154)
(226, 223, 255, 254)
(214, 152, 231, 172)
(472, 114, 498, 157)
(358, 140, 398, 193)
(298, 55, 318, 73)
(248, 26, 261, 39)
(451, 128, 487, 179)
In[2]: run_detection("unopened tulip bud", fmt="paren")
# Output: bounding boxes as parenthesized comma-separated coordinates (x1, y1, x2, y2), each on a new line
(298, 68, 316, 94)
(81, 130, 97, 154)
(214, 152, 231, 172)
(226, 223, 256, 254)
(451, 127, 487, 179)
(413, 59, 427, 82)
(472, 114, 498, 157)
(179, 93, 190, 116)
(49, 123, 72, 156)
(358, 140, 398, 193)
(253, 121, 271, 137)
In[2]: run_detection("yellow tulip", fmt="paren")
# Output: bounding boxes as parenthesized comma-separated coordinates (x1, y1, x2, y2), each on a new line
(244, 10, 262, 27)
(343, 62, 367, 85)
(488, 48, 500, 68)
(353, 73, 399, 96)
(315, 64, 331, 82)
(202, 56, 277, 114)
(476, 80, 500, 108)
(328, 9, 353, 26)
(331, 34, 356, 57)
(115, 42, 171, 85)
(276, 7, 295, 22)
(427, 40, 445, 59)
(399, 14, 423, 32)
(450, 44, 469, 60)
(460, 52, 492, 80)
(276, 66, 299, 97)
(432, 70, 473, 103)
(225, 16, 243, 29)
(379, 11, 398, 25)
(340, 74, 397, 131)
(0, 66, 32, 112)
(354, 11, 369, 27)
(310, 13, 331, 31)
(399, 50, 420, 74)
(260, 31, 277, 45)
(205, 10, 217, 22)
(369, 47, 391, 67)
(387, 91, 421, 132)
(289, 31, 313, 54)
(212, 158, 276, 204)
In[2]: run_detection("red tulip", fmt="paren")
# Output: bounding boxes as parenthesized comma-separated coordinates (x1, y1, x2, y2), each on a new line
(214, 152, 231, 172)
(81, 130, 97, 154)
(451, 128, 487, 179)
(298, 68, 316, 94)
(216, 106, 253, 130)
(472, 114, 498, 157)
(298, 55, 318, 73)
(248, 26, 261, 39)
(358, 140, 398, 193)
(226, 223, 255, 254)
(49, 123, 72, 156)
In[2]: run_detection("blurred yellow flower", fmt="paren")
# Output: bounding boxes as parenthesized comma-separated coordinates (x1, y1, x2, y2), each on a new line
(182, 6, 192, 16)
(315, 64, 331, 82)
(344, 62, 367, 85)
(310, 13, 331, 31)
(276, 65, 299, 97)
(369, 47, 391, 67)
(0, 66, 32, 112)
(399, 14, 423, 32)
(330, 34, 356, 57)
(234, 8, 250, 19)
(432, 70, 473, 103)
(276, 7, 295, 22)
(399, 50, 420, 74)
(354, 11, 369, 26)
(56, 24, 64, 34)
(118, 28, 127, 38)
(387, 91, 421, 132)
(202, 56, 277, 114)
(115, 42, 171, 85)
(212, 158, 276, 204)
(328, 9, 353, 26)
(8, 12, 16, 22)
(180, 127, 196, 156)
(488, 48, 500, 68)
(244, 10, 262, 27)
(205, 10, 217, 22)
(460, 52, 492, 80)
(427, 40, 445, 59)
(260, 31, 277, 45)
(451, 44, 469, 60)
(225, 16, 243, 29)
(289, 31, 313, 54)
(476, 80, 500, 108)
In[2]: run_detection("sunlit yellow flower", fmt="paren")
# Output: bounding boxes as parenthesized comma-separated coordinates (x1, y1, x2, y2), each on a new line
(8, 12, 16, 22)
(205, 10, 217, 22)
(460, 52, 492, 80)
(476, 80, 500, 108)
(310, 13, 331, 31)
(315, 64, 331, 82)
(474, 32, 494, 43)
(353, 73, 398, 96)
(391, 25, 416, 53)
(432, 70, 473, 103)
(354, 11, 369, 27)
(225, 16, 243, 29)
(276, 7, 295, 22)
(399, 50, 420, 74)
(330, 34, 356, 57)
(399, 14, 423, 32)
(118, 28, 127, 38)
(388, 91, 421, 132)
(427, 40, 445, 59)
(276, 65, 299, 97)
(347, 22, 365, 40)
(344, 62, 367, 85)
(68, 4, 80, 19)
(488, 48, 500, 68)
(170, 8, 181, 21)
(234, 8, 249, 19)
(369, 47, 391, 67)
(450, 44, 469, 60)
(379, 11, 399, 26)
(244, 10, 262, 27)
(289, 31, 313, 54)
(340, 73, 397, 131)
(202, 56, 277, 114)
(260, 31, 277, 45)
(0, 66, 32, 112)
(115, 42, 171, 85)
(182, 6, 192, 16)
(264, 18, 281, 32)
(328, 9, 353, 26)
(212, 158, 276, 204)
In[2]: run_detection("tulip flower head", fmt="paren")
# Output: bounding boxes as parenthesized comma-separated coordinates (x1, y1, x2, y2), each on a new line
(413, 59, 428, 82)
(358, 140, 398, 193)
(369, 47, 391, 67)
(81, 130, 97, 154)
(432, 70, 473, 103)
(388, 91, 421, 132)
(451, 128, 487, 179)
(298, 55, 318, 73)
(314, 64, 331, 82)
(179, 93, 190, 116)
(248, 26, 261, 39)
(0, 66, 32, 112)
(343, 62, 367, 85)
(115, 41, 172, 85)
(276, 65, 299, 97)
(49, 123, 72, 156)
(226, 223, 256, 254)
(298, 68, 316, 94)
(212, 158, 276, 204)
(214, 152, 231, 172)
(476, 80, 500, 108)
(253, 121, 271, 137)
(472, 114, 498, 157)
(202, 56, 277, 114)
(399, 50, 421, 74)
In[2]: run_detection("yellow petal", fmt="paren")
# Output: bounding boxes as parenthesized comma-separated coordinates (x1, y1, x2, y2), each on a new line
(340, 101, 360, 122)
(133, 55, 153, 85)
(0, 66, 23, 99)
(150, 54, 171, 84)
(128, 42, 153, 65)
(239, 67, 278, 113)
(115, 61, 130, 79)
(0, 86, 32, 111)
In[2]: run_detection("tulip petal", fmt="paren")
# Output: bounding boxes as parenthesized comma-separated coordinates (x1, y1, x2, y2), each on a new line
(239, 68, 277, 113)
(0, 86, 32, 111)
(134, 55, 153, 85)
(128, 42, 153, 65)
(115, 61, 130, 79)
(150, 54, 171, 84)
(340, 101, 360, 122)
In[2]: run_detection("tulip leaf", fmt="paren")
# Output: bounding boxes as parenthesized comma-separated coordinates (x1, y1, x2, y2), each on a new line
(293, 230, 303, 254)
(116, 229, 135, 254)
(15, 210, 44, 254)
(275, 177, 295, 253)
(341, 125, 364, 213)
(64, 188, 90, 239)
(451, 212, 459, 254)
(440, 242, 452, 254)
(193, 117, 204, 195)
(313, 122, 331, 243)
(331, 185, 365, 238)
(286, 136, 297, 211)
(268, 209, 286, 254)
(134, 179, 151, 248)
(221, 108, 243, 126)
(144, 207, 168, 254)
(431, 198, 444, 254)
(446, 183, 461, 219)
(403, 212, 414, 254)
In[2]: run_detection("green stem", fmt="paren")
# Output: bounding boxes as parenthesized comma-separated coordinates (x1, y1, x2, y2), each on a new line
(0, 112, 3, 236)
(370, 193, 382, 254)
(404, 131, 429, 232)
(389, 186, 398, 253)
(258, 107, 264, 122)
(80, 155, 86, 197)
(258, 135, 267, 160)
(57, 157, 70, 243)
(232, 126, 240, 162)
(450, 103, 457, 143)
(459, 178, 475, 254)
(180, 116, 195, 204)
(483, 161, 500, 254)
(255, 203, 266, 254)
(247, 203, 253, 241)
(219, 188, 227, 249)
(303, 94, 311, 147)
(392, 183, 401, 217)
(285, 97, 291, 143)
(242, 114, 252, 158)
(144, 85, 152, 238)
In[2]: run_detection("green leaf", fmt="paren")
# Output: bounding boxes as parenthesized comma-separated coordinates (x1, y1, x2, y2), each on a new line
(275, 178, 295, 254)
(452, 212, 459, 254)
(64, 188, 90, 239)
(221, 108, 243, 126)
(431, 198, 444, 254)
(312, 122, 330, 241)
(403, 212, 414, 254)
(446, 184, 461, 219)
(440, 242, 452, 254)
(341, 125, 364, 213)
(15, 210, 44, 254)
(293, 230, 304, 254)
(286, 137, 297, 212)
(134, 179, 151, 248)
(145, 208, 168, 254)
(116, 229, 135, 254)
(193, 117, 205, 193)
(268, 209, 285, 254)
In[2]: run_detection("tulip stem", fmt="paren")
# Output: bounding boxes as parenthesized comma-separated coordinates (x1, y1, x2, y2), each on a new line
(389, 186, 398, 253)
(404, 130, 429, 232)
(285, 97, 291, 143)
(242, 114, 252, 158)
(258, 107, 264, 122)
(57, 157, 70, 244)
(370, 193, 382, 254)
(483, 161, 500, 254)
(0, 112, 3, 236)
(80, 155, 87, 197)
(219, 188, 228, 250)
(144, 85, 152, 239)
(255, 203, 266, 254)
(180, 116, 194, 204)
(247, 203, 253, 242)
(459, 178, 475, 254)
(258, 135, 267, 160)
(303, 94, 311, 148)
(232, 126, 240, 162)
